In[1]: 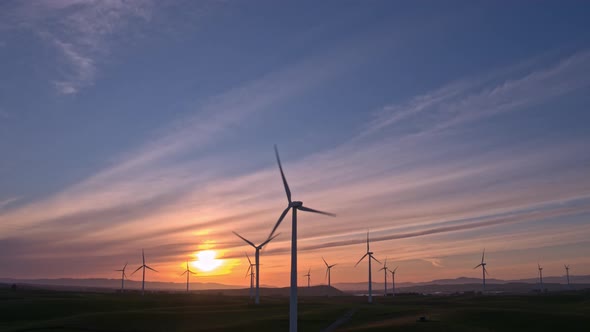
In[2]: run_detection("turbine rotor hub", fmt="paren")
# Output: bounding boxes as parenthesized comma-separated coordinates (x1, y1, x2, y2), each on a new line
(291, 201, 303, 207)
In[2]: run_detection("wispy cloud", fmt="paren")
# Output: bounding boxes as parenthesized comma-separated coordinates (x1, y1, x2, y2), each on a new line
(362, 50, 590, 138)
(2, 0, 155, 94)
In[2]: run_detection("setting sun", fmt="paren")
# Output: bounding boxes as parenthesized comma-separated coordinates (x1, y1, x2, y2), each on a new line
(192, 250, 223, 272)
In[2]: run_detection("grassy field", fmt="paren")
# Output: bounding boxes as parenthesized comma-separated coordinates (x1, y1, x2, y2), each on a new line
(1, 288, 589, 331)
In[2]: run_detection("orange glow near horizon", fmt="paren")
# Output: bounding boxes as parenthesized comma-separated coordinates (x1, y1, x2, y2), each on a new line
(189, 248, 240, 277)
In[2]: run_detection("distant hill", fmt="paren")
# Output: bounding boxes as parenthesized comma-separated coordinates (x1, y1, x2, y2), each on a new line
(0, 277, 242, 291)
(334, 275, 590, 294)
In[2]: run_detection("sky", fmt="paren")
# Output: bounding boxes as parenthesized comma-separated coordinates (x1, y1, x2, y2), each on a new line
(1, 0, 590, 287)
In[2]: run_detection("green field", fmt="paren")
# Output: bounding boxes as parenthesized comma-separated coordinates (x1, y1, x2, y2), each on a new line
(1, 288, 589, 331)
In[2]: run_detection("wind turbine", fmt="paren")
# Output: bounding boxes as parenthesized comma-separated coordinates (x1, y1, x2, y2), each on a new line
(233, 231, 279, 304)
(114, 262, 128, 292)
(268, 145, 335, 332)
(355, 231, 381, 303)
(538, 263, 544, 290)
(322, 257, 336, 296)
(245, 253, 256, 299)
(565, 264, 571, 287)
(389, 266, 398, 296)
(378, 257, 388, 296)
(474, 249, 488, 291)
(131, 249, 158, 296)
(303, 268, 311, 288)
(180, 260, 196, 293)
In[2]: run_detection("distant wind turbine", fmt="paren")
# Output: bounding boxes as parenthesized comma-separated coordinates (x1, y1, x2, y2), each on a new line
(389, 266, 398, 296)
(245, 253, 256, 299)
(322, 257, 336, 297)
(131, 249, 158, 296)
(233, 231, 279, 304)
(180, 260, 196, 293)
(355, 231, 381, 303)
(474, 249, 488, 291)
(303, 268, 311, 288)
(268, 145, 336, 332)
(565, 264, 571, 287)
(378, 257, 389, 296)
(538, 263, 544, 290)
(114, 262, 128, 292)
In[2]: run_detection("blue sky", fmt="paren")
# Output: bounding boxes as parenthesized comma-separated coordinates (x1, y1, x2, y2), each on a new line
(0, 0, 589, 286)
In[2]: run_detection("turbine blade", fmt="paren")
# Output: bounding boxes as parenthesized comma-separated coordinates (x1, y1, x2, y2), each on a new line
(145, 265, 158, 272)
(123, 262, 128, 270)
(181, 271, 187, 276)
(474, 264, 482, 269)
(246, 252, 252, 265)
(329, 264, 337, 268)
(366, 231, 370, 252)
(260, 232, 280, 248)
(322, 257, 329, 268)
(393, 266, 398, 273)
(245, 265, 251, 278)
(142, 249, 145, 265)
(131, 266, 143, 276)
(371, 255, 382, 264)
(269, 206, 290, 239)
(298, 205, 336, 217)
(378, 267, 386, 271)
(274, 145, 292, 203)
(190, 271, 197, 275)
(355, 253, 368, 267)
(481, 248, 485, 264)
(233, 231, 256, 248)
(325, 268, 329, 280)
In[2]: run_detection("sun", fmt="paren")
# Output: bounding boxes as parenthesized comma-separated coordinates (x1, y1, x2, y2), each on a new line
(192, 250, 223, 272)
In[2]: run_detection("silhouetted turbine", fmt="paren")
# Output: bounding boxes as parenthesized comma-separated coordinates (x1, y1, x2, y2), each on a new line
(114, 262, 128, 292)
(303, 268, 311, 288)
(131, 249, 157, 296)
(322, 257, 337, 297)
(233, 231, 279, 304)
(389, 266, 398, 296)
(268, 145, 335, 332)
(180, 260, 196, 293)
(473, 249, 488, 291)
(378, 257, 388, 296)
(244, 253, 257, 299)
(565, 264, 571, 287)
(355, 231, 381, 303)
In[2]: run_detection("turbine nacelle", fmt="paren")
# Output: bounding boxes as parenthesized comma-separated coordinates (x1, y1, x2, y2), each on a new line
(290, 201, 303, 207)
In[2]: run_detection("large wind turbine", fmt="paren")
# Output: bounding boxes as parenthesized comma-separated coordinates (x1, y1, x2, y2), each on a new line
(389, 266, 398, 296)
(378, 257, 389, 296)
(474, 249, 488, 291)
(303, 268, 311, 288)
(180, 260, 196, 293)
(322, 257, 336, 296)
(267, 146, 335, 332)
(131, 249, 158, 296)
(564, 264, 571, 287)
(538, 263, 544, 290)
(355, 231, 381, 303)
(115, 262, 128, 292)
(245, 253, 256, 299)
(233, 231, 279, 304)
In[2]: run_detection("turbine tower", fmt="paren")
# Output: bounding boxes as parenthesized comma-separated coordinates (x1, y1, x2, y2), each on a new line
(378, 257, 388, 296)
(564, 264, 571, 287)
(538, 263, 544, 290)
(114, 262, 128, 292)
(131, 249, 158, 296)
(322, 257, 336, 297)
(355, 231, 381, 303)
(245, 253, 256, 299)
(303, 268, 311, 288)
(180, 260, 196, 293)
(474, 249, 488, 291)
(233, 231, 279, 304)
(268, 145, 335, 332)
(390, 266, 398, 296)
